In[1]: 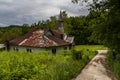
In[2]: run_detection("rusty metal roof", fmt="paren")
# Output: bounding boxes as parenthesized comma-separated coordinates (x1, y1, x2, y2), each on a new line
(10, 28, 70, 47)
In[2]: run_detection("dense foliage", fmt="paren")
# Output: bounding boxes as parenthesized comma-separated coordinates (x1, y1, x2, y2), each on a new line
(0, 25, 30, 43)
(72, 0, 120, 79)
(107, 52, 120, 80)
(107, 51, 120, 80)
(64, 17, 92, 45)
(0, 49, 97, 80)
(89, 0, 120, 79)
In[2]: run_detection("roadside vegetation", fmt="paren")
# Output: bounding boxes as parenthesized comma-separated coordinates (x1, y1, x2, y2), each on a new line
(0, 45, 100, 80)
(75, 45, 107, 51)
(72, 0, 120, 79)
(107, 51, 120, 80)
(0, 0, 119, 79)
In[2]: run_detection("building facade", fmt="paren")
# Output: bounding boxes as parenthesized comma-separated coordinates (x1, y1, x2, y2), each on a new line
(7, 11, 74, 53)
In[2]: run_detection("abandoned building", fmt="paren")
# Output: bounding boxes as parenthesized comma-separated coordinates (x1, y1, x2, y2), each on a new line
(7, 11, 74, 53)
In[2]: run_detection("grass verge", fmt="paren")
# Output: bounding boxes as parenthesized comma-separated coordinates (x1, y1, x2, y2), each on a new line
(0, 45, 105, 80)
(107, 51, 120, 80)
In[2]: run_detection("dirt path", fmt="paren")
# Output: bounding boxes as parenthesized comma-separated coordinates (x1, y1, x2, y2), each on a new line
(75, 50, 117, 80)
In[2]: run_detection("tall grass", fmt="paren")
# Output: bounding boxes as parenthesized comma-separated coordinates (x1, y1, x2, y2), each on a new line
(0, 49, 97, 80)
(107, 51, 120, 80)
(75, 45, 107, 51)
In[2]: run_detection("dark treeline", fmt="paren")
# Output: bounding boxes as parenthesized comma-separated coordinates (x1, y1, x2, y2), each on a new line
(0, 25, 30, 43)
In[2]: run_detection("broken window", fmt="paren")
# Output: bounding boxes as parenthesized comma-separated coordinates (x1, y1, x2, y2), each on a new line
(64, 47, 67, 50)
(52, 48, 56, 54)
(26, 48, 32, 53)
(13, 47, 19, 51)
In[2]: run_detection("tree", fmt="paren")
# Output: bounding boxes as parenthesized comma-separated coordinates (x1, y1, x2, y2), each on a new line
(89, 0, 120, 52)
(72, 0, 120, 52)
(64, 16, 92, 45)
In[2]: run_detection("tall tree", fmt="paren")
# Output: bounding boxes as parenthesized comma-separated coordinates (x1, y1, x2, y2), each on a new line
(72, 0, 120, 49)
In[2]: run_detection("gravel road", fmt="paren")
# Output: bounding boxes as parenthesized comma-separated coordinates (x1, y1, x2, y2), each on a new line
(75, 50, 117, 80)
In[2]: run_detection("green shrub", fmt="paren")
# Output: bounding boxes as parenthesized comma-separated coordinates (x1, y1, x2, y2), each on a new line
(0, 49, 97, 80)
(71, 49, 82, 60)
(107, 51, 120, 80)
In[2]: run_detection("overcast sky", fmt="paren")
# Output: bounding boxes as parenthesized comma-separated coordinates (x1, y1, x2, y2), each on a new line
(0, 0, 90, 26)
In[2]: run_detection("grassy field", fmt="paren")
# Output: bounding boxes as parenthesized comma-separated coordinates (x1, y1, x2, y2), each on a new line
(0, 45, 106, 80)
(75, 45, 107, 51)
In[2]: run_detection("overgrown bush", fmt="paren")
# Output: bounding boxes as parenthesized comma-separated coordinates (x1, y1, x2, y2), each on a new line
(107, 51, 120, 80)
(71, 48, 97, 62)
(0, 50, 96, 80)
(71, 49, 82, 60)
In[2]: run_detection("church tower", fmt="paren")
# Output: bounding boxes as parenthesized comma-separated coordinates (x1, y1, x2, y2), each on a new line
(58, 11, 64, 33)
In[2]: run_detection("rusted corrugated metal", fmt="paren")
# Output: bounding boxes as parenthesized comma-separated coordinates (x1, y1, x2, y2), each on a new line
(9, 28, 70, 47)
(10, 28, 38, 45)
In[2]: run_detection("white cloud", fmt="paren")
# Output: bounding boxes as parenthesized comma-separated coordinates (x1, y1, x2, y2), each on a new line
(0, 0, 13, 3)
(0, 0, 89, 26)
(0, 23, 7, 27)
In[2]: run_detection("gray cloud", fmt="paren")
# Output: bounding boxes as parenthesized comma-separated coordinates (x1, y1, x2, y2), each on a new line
(0, 0, 89, 26)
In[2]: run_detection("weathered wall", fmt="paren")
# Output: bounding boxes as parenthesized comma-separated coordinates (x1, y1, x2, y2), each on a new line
(10, 45, 70, 53)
